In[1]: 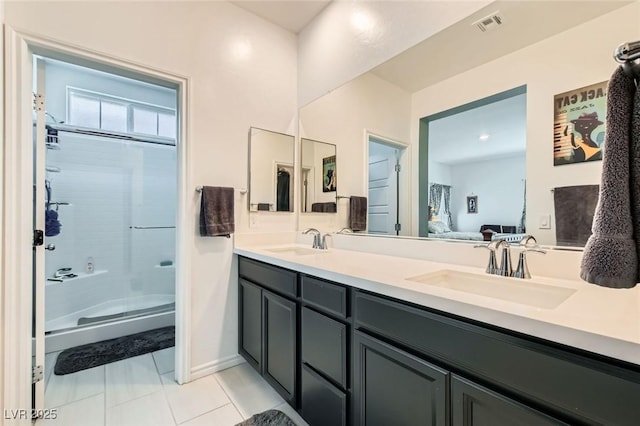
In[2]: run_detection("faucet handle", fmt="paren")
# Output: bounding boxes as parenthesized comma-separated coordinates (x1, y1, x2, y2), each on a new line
(512, 248, 546, 279)
(474, 244, 498, 274)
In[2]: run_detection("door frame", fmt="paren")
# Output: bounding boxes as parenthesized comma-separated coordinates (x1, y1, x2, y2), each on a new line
(363, 130, 411, 236)
(3, 27, 193, 417)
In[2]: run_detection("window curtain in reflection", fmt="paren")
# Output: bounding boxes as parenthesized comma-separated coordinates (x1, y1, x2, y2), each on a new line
(277, 169, 290, 211)
(519, 180, 526, 232)
(429, 183, 443, 216)
(442, 185, 453, 229)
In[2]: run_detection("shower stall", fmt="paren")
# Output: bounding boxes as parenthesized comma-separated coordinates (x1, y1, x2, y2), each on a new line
(39, 58, 178, 351)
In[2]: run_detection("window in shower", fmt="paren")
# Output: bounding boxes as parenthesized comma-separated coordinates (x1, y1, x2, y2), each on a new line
(43, 59, 178, 336)
(67, 87, 177, 140)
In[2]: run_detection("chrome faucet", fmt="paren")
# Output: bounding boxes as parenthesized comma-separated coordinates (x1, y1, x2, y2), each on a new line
(475, 238, 511, 276)
(512, 235, 546, 279)
(302, 228, 322, 249)
(495, 239, 513, 277)
(320, 233, 331, 250)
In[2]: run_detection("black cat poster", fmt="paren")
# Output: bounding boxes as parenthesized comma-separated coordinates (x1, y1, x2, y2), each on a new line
(553, 80, 608, 166)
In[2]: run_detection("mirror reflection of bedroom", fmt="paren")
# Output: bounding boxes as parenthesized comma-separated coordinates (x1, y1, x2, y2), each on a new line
(425, 87, 527, 242)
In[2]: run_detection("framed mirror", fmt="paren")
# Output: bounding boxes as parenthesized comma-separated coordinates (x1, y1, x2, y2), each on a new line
(300, 138, 337, 213)
(248, 127, 295, 212)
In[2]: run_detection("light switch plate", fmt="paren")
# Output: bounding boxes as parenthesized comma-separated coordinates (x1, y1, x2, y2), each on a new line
(538, 214, 551, 229)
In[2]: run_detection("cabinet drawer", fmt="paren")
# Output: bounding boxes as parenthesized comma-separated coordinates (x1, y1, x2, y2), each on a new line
(355, 291, 640, 426)
(239, 256, 297, 297)
(301, 274, 347, 318)
(301, 363, 347, 426)
(302, 307, 347, 388)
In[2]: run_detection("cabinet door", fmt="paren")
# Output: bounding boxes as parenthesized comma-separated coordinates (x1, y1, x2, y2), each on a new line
(451, 375, 567, 426)
(353, 331, 448, 426)
(301, 363, 347, 426)
(239, 279, 262, 373)
(263, 290, 297, 405)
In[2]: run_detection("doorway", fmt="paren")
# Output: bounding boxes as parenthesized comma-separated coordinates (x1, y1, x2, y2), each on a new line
(2, 32, 190, 417)
(366, 134, 409, 236)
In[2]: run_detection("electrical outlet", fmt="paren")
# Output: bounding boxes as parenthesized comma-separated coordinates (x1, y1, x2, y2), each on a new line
(538, 214, 551, 229)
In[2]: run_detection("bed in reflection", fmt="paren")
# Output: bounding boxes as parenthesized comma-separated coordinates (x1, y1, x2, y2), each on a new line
(428, 222, 527, 243)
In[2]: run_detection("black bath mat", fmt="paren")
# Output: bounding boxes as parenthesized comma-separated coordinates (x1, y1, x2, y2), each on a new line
(54, 326, 174, 375)
(235, 410, 296, 426)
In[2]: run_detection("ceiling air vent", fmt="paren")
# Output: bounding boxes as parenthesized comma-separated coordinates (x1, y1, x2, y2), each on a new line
(473, 12, 503, 32)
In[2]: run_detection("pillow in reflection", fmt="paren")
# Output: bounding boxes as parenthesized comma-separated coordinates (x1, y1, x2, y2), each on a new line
(428, 221, 451, 234)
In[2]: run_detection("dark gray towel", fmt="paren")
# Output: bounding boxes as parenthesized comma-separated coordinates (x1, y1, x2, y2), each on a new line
(349, 196, 367, 231)
(311, 202, 337, 213)
(257, 203, 270, 211)
(581, 67, 637, 288)
(632, 71, 640, 281)
(554, 185, 599, 247)
(199, 186, 234, 237)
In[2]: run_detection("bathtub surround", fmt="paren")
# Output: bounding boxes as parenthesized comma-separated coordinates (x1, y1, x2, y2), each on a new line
(581, 67, 638, 288)
(54, 326, 175, 375)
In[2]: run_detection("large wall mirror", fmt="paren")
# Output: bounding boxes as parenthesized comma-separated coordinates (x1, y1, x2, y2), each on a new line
(248, 127, 295, 212)
(300, 138, 337, 213)
(298, 1, 638, 247)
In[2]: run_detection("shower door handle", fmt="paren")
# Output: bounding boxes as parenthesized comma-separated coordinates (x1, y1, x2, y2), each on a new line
(45, 244, 56, 251)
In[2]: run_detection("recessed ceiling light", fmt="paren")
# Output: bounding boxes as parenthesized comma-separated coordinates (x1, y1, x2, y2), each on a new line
(479, 134, 490, 141)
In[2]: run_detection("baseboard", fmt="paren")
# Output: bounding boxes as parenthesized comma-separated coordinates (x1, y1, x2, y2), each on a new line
(190, 354, 245, 381)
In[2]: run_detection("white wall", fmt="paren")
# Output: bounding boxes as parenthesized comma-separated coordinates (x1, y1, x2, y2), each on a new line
(4, 0, 297, 374)
(411, 2, 640, 245)
(428, 161, 452, 188)
(299, 71, 411, 231)
(450, 155, 525, 232)
(297, 0, 489, 106)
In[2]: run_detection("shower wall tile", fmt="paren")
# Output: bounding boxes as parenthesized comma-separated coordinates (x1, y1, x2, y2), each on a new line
(45, 133, 176, 327)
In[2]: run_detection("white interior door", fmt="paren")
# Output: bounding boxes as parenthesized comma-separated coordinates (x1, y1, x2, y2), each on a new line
(368, 141, 400, 235)
(32, 57, 47, 417)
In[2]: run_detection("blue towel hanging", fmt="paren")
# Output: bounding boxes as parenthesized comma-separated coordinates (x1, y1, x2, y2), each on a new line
(45, 180, 62, 237)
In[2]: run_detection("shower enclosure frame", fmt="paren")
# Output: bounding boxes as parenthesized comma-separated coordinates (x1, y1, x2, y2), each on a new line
(3, 27, 193, 417)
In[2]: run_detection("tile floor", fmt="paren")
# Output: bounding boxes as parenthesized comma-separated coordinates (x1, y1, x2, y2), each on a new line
(42, 348, 309, 426)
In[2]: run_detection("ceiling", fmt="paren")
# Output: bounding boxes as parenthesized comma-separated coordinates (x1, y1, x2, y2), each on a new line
(231, 1, 331, 34)
(429, 93, 526, 165)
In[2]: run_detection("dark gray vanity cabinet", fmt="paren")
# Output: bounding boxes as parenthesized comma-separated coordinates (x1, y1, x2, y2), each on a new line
(238, 256, 640, 426)
(353, 331, 448, 426)
(238, 257, 298, 406)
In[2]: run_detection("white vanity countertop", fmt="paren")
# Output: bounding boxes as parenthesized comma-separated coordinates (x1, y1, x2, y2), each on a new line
(234, 243, 640, 366)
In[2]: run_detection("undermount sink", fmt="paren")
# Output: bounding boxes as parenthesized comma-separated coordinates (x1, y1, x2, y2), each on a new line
(265, 246, 325, 256)
(405, 270, 576, 309)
